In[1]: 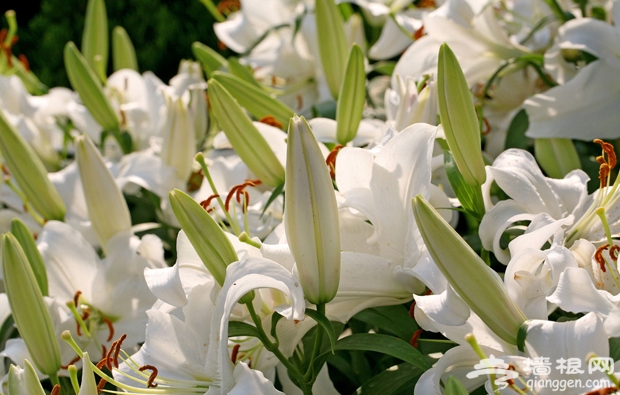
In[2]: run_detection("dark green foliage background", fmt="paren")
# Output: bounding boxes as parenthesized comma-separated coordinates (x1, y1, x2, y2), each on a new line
(3, 0, 220, 88)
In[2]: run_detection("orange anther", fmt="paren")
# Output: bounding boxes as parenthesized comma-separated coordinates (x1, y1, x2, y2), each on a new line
(51, 385, 61, 395)
(103, 317, 115, 342)
(410, 329, 423, 348)
(325, 144, 343, 180)
(231, 344, 241, 363)
(413, 25, 425, 40)
(139, 365, 159, 388)
(595, 244, 610, 272)
(259, 115, 283, 129)
(200, 194, 220, 213)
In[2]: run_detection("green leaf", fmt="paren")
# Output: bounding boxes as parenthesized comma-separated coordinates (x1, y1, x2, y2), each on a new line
(444, 376, 470, 395)
(212, 72, 294, 128)
(305, 308, 337, 354)
(443, 149, 485, 220)
(609, 337, 620, 362)
(228, 321, 261, 339)
(261, 182, 284, 218)
(192, 42, 227, 77)
(370, 61, 396, 76)
(270, 312, 285, 344)
(356, 362, 423, 395)
(334, 333, 431, 371)
(353, 305, 418, 341)
(504, 108, 529, 150)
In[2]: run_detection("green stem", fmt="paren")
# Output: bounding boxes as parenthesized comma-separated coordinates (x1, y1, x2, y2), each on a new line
(302, 303, 326, 394)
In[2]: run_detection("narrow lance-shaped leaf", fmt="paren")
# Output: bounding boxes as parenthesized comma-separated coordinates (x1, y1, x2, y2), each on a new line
(208, 79, 285, 187)
(437, 43, 486, 186)
(64, 42, 120, 131)
(315, 0, 348, 98)
(11, 218, 48, 296)
(3, 233, 62, 377)
(81, 0, 108, 78)
(285, 115, 341, 304)
(336, 44, 366, 145)
(75, 135, 131, 250)
(112, 26, 138, 71)
(0, 110, 65, 221)
(212, 71, 294, 128)
(412, 195, 527, 345)
(192, 41, 227, 77)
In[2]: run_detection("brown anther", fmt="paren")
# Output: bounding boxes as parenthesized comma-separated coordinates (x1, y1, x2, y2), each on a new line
(259, 115, 283, 129)
(200, 194, 220, 213)
(0, 29, 6, 44)
(296, 94, 303, 111)
(51, 384, 61, 395)
(73, 291, 82, 307)
(413, 25, 425, 40)
(225, 180, 262, 213)
(139, 365, 159, 388)
(112, 334, 126, 368)
(584, 387, 618, 395)
(594, 139, 617, 188)
(482, 117, 491, 135)
(103, 317, 115, 342)
(410, 329, 423, 348)
(18, 54, 29, 72)
(81, 308, 91, 322)
(595, 244, 611, 272)
(599, 164, 611, 189)
(61, 355, 82, 370)
(417, 0, 436, 7)
(1, 164, 10, 176)
(218, 40, 227, 51)
(96, 377, 108, 394)
(231, 344, 241, 363)
(217, 0, 240, 15)
(101, 345, 107, 359)
(187, 169, 204, 192)
(409, 300, 416, 319)
(106, 334, 127, 369)
(325, 144, 343, 180)
(594, 139, 617, 169)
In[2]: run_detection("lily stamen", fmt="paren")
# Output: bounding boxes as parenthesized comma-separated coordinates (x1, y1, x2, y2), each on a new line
(231, 344, 241, 363)
(259, 115, 283, 129)
(200, 194, 220, 213)
(139, 365, 159, 388)
(224, 179, 262, 213)
(51, 384, 61, 395)
(326, 144, 343, 180)
(103, 317, 115, 342)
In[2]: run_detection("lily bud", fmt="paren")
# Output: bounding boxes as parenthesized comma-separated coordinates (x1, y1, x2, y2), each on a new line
(8, 360, 46, 395)
(534, 138, 580, 178)
(437, 43, 486, 186)
(11, 218, 48, 296)
(336, 44, 366, 145)
(112, 26, 138, 71)
(75, 135, 131, 249)
(2, 233, 62, 377)
(315, 0, 348, 98)
(169, 188, 239, 286)
(0, 110, 65, 221)
(161, 97, 196, 182)
(285, 115, 340, 304)
(64, 42, 120, 131)
(208, 79, 285, 186)
(212, 72, 294, 128)
(192, 41, 227, 77)
(189, 84, 208, 143)
(82, 0, 108, 77)
(78, 353, 98, 395)
(412, 195, 526, 345)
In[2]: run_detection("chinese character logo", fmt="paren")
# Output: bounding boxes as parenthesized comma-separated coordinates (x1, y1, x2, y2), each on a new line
(466, 355, 519, 390)
(589, 357, 615, 375)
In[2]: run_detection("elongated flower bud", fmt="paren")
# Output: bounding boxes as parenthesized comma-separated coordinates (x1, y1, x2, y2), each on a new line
(81, 0, 108, 76)
(161, 97, 195, 182)
(64, 42, 120, 131)
(169, 188, 238, 287)
(112, 26, 138, 71)
(11, 218, 48, 296)
(0, 110, 65, 221)
(208, 79, 285, 186)
(8, 360, 47, 395)
(437, 43, 486, 186)
(2, 233, 62, 377)
(534, 138, 580, 178)
(75, 135, 131, 250)
(412, 195, 526, 345)
(192, 41, 227, 77)
(336, 44, 366, 145)
(315, 0, 348, 98)
(285, 115, 340, 304)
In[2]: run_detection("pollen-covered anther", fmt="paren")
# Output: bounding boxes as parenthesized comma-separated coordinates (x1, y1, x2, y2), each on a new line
(51, 384, 61, 395)
(18, 54, 29, 72)
(217, 0, 240, 15)
(105, 334, 127, 369)
(96, 377, 108, 394)
(1, 164, 10, 177)
(139, 365, 159, 388)
(325, 144, 343, 180)
(200, 194, 220, 213)
(73, 290, 83, 307)
(231, 344, 241, 364)
(413, 25, 425, 40)
(225, 179, 262, 213)
(259, 115, 283, 129)
(482, 117, 491, 135)
(584, 387, 618, 395)
(594, 139, 617, 188)
(595, 244, 611, 272)
(103, 317, 115, 342)
(410, 329, 423, 348)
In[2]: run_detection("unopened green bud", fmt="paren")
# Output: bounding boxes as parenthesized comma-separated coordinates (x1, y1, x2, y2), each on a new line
(0, 110, 65, 221)
(412, 195, 526, 345)
(161, 97, 196, 182)
(64, 42, 120, 131)
(208, 79, 285, 186)
(112, 26, 138, 71)
(212, 72, 294, 128)
(2, 233, 62, 377)
(336, 44, 366, 145)
(437, 43, 486, 186)
(81, 0, 108, 78)
(169, 189, 237, 287)
(8, 360, 46, 395)
(189, 84, 208, 143)
(534, 138, 580, 178)
(75, 135, 131, 249)
(192, 41, 227, 77)
(285, 115, 340, 304)
(11, 218, 48, 296)
(315, 0, 348, 98)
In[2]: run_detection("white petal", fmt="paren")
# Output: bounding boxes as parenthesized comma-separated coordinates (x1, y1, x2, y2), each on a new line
(547, 267, 614, 315)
